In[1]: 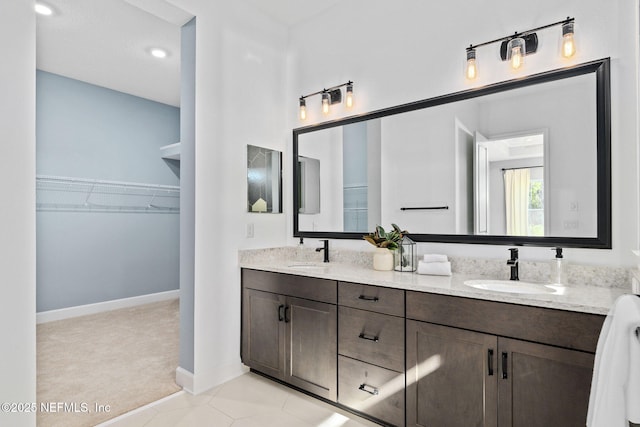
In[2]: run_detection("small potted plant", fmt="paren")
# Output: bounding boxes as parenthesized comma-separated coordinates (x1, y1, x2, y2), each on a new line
(363, 224, 408, 270)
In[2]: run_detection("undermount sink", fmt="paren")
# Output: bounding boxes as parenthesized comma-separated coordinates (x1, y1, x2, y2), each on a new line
(286, 262, 325, 269)
(464, 279, 563, 295)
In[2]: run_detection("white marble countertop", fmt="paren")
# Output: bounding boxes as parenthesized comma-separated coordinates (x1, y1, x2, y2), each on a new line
(240, 260, 627, 315)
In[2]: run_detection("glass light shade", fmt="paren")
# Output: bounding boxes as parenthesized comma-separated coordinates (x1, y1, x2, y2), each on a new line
(561, 22, 576, 58)
(345, 84, 354, 108)
(506, 37, 526, 70)
(299, 99, 307, 121)
(321, 92, 330, 115)
(466, 48, 477, 80)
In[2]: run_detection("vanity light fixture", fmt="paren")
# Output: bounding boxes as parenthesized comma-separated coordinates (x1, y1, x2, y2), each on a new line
(298, 81, 354, 121)
(561, 21, 576, 58)
(465, 17, 575, 79)
(299, 98, 307, 121)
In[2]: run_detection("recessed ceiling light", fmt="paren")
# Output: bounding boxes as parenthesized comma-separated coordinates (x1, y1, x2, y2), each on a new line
(150, 48, 168, 59)
(35, 3, 53, 16)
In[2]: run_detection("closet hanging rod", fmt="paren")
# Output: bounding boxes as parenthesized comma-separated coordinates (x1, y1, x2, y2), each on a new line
(36, 174, 179, 191)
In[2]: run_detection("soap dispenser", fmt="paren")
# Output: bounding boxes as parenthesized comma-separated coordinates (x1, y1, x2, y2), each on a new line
(550, 247, 567, 285)
(296, 237, 305, 262)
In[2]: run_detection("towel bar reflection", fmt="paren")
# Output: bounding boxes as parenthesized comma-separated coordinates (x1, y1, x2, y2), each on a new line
(400, 206, 449, 211)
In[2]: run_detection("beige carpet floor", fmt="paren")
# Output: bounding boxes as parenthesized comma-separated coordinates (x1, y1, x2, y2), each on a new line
(37, 299, 181, 427)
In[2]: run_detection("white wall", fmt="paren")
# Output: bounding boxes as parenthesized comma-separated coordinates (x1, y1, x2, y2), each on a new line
(169, 0, 289, 392)
(287, 0, 639, 267)
(0, 2, 36, 426)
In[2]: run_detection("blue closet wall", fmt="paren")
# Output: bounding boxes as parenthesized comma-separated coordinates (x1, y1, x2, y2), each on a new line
(36, 70, 180, 312)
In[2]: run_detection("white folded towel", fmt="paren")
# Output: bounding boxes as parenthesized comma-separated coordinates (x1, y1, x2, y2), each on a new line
(417, 260, 451, 276)
(423, 254, 448, 263)
(587, 294, 640, 426)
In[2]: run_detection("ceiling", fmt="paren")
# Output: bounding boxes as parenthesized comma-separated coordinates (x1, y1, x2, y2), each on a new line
(36, 0, 342, 107)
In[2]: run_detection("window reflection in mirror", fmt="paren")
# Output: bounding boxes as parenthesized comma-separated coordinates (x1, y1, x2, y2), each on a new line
(474, 131, 547, 237)
(247, 144, 282, 213)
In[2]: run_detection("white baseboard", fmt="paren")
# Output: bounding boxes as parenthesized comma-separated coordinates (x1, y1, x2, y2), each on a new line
(36, 290, 179, 324)
(175, 366, 195, 393)
(176, 361, 248, 395)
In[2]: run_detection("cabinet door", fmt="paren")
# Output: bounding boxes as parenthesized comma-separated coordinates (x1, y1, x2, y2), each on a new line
(497, 337, 594, 427)
(406, 320, 498, 427)
(241, 289, 285, 379)
(285, 296, 337, 401)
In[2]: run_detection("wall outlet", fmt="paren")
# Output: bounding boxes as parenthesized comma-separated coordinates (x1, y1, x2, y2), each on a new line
(246, 223, 254, 238)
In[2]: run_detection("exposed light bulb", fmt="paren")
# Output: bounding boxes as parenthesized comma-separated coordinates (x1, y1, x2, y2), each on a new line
(35, 3, 53, 15)
(345, 84, 354, 108)
(321, 92, 330, 115)
(299, 98, 307, 121)
(561, 22, 576, 58)
(465, 48, 477, 80)
(510, 46, 523, 69)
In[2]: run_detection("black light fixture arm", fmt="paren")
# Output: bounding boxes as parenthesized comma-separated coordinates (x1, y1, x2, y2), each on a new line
(467, 17, 574, 51)
(299, 80, 353, 100)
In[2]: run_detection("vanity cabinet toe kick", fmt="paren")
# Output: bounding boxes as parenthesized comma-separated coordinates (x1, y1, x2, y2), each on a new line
(241, 268, 605, 427)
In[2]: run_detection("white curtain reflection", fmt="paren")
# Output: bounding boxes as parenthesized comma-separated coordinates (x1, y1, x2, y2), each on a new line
(504, 168, 531, 235)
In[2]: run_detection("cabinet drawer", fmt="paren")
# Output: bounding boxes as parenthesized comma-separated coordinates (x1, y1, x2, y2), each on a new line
(338, 306, 404, 372)
(406, 291, 605, 353)
(338, 355, 405, 427)
(242, 269, 336, 304)
(339, 282, 404, 316)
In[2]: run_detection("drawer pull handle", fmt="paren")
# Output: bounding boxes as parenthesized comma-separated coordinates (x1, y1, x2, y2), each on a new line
(358, 295, 379, 302)
(284, 306, 290, 323)
(358, 333, 379, 343)
(278, 305, 285, 322)
(502, 352, 508, 379)
(358, 383, 379, 396)
(487, 348, 494, 376)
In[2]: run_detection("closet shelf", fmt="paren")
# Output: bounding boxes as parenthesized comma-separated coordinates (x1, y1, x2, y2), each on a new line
(160, 142, 181, 160)
(36, 175, 180, 213)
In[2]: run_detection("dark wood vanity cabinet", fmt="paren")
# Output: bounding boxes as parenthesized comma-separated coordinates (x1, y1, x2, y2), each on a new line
(337, 282, 406, 427)
(241, 269, 606, 427)
(241, 269, 337, 401)
(406, 320, 498, 427)
(406, 291, 604, 427)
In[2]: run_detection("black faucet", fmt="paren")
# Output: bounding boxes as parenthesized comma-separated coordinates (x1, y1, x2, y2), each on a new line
(507, 248, 519, 281)
(316, 239, 329, 263)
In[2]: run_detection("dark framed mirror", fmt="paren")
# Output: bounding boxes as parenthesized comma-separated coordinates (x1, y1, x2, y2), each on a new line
(293, 58, 611, 248)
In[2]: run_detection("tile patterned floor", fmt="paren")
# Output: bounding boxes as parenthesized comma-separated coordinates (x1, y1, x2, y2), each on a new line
(98, 372, 380, 427)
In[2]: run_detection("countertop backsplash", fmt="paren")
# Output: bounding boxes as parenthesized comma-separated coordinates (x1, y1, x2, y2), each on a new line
(239, 246, 631, 290)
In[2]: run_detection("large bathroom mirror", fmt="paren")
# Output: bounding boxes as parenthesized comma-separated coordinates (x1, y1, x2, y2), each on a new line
(293, 58, 611, 248)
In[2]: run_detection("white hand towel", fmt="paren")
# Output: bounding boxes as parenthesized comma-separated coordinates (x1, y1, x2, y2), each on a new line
(417, 261, 451, 276)
(628, 326, 640, 423)
(423, 254, 448, 263)
(587, 294, 640, 426)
